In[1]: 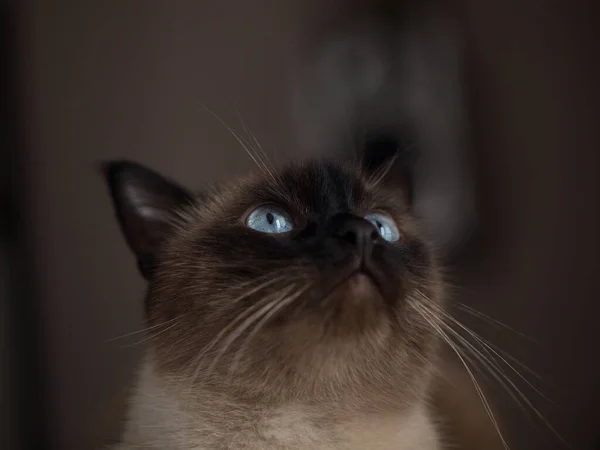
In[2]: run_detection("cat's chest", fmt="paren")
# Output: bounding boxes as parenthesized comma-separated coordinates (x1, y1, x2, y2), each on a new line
(192, 406, 441, 450)
(121, 402, 440, 450)
(119, 366, 440, 450)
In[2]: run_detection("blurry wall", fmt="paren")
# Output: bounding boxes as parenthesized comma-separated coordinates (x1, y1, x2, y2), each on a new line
(13, 0, 600, 449)
(458, 1, 599, 448)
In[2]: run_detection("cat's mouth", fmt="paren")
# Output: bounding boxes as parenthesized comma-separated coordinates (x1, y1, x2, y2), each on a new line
(347, 250, 388, 293)
(320, 255, 389, 307)
(345, 271, 382, 302)
(305, 264, 390, 334)
(348, 267, 381, 290)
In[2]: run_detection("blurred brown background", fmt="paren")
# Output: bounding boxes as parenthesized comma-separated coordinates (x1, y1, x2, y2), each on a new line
(2, 0, 598, 449)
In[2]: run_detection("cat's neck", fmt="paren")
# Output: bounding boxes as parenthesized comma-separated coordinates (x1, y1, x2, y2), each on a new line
(117, 357, 441, 450)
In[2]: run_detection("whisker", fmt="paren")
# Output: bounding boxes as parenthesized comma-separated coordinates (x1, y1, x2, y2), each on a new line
(420, 294, 546, 394)
(364, 150, 399, 189)
(234, 114, 272, 177)
(455, 321, 544, 392)
(106, 315, 182, 342)
(415, 291, 570, 448)
(234, 108, 278, 182)
(187, 295, 279, 389)
(206, 290, 289, 378)
(416, 290, 543, 382)
(447, 325, 537, 419)
(226, 283, 310, 380)
(410, 301, 510, 450)
(363, 141, 418, 189)
(200, 104, 273, 180)
(456, 303, 538, 344)
(126, 319, 183, 348)
(452, 328, 544, 383)
(184, 275, 294, 386)
(439, 313, 570, 448)
(443, 323, 568, 445)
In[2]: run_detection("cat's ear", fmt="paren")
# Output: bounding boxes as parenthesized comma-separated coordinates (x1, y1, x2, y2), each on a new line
(101, 160, 194, 280)
(359, 131, 418, 205)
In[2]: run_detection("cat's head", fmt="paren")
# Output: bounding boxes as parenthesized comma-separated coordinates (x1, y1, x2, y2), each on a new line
(103, 144, 443, 408)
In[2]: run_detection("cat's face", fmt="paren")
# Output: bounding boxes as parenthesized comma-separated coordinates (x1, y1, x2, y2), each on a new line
(104, 152, 443, 407)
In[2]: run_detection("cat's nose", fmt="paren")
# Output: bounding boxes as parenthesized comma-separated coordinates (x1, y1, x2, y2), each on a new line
(329, 214, 380, 257)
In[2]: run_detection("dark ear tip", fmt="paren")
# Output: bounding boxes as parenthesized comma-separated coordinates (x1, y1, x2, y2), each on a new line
(98, 160, 116, 183)
(361, 133, 418, 176)
(97, 159, 146, 186)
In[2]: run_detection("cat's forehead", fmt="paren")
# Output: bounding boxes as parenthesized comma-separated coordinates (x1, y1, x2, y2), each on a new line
(252, 161, 368, 215)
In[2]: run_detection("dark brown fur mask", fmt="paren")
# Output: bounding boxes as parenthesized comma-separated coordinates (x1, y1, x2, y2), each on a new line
(103, 144, 443, 410)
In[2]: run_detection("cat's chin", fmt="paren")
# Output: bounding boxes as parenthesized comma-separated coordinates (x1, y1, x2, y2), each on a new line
(306, 271, 391, 336)
(339, 272, 383, 305)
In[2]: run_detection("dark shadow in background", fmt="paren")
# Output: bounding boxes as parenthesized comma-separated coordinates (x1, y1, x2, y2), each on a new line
(1, 2, 48, 449)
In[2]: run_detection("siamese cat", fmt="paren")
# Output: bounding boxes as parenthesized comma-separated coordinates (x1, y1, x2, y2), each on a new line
(102, 143, 504, 449)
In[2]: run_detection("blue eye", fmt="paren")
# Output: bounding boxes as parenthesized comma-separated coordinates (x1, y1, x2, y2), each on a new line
(364, 212, 401, 242)
(246, 205, 294, 234)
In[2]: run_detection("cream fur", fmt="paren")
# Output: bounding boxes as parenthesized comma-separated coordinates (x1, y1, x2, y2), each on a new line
(112, 358, 441, 450)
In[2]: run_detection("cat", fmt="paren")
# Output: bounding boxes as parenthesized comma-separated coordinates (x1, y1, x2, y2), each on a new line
(101, 143, 504, 449)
